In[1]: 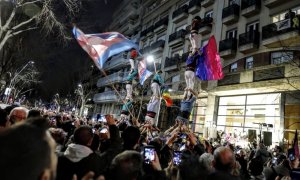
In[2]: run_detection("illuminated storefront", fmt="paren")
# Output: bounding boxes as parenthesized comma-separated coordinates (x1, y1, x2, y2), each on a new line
(216, 93, 283, 145)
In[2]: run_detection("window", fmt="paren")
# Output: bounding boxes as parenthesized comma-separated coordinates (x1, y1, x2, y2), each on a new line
(272, 7, 300, 23)
(271, 51, 293, 64)
(246, 21, 259, 32)
(177, 0, 189, 8)
(245, 56, 253, 69)
(157, 34, 166, 41)
(175, 24, 187, 31)
(171, 74, 180, 83)
(171, 48, 183, 57)
(205, 10, 213, 18)
(217, 93, 281, 144)
(229, 0, 239, 6)
(226, 29, 238, 39)
(230, 63, 237, 72)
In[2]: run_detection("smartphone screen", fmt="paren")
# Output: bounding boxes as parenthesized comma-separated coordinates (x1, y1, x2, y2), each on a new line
(100, 128, 108, 133)
(272, 157, 277, 164)
(144, 146, 155, 164)
(173, 151, 182, 166)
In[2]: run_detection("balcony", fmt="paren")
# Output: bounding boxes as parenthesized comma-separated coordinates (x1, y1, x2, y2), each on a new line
(239, 30, 260, 53)
(154, 17, 168, 33)
(119, 10, 138, 25)
(140, 46, 152, 54)
(149, 40, 165, 54)
(198, 17, 213, 35)
(241, 0, 261, 17)
(146, 25, 154, 37)
(172, 4, 189, 23)
(164, 52, 188, 71)
(219, 38, 237, 58)
(97, 72, 126, 87)
(168, 29, 187, 47)
(222, 4, 240, 25)
(262, 18, 300, 48)
(103, 53, 129, 71)
(201, 0, 214, 8)
(218, 73, 240, 86)
(93, 91, 120, 103)
(264, 0, 287, 8)
(254, 66, 285, 81)
(188, 0, 201, 15)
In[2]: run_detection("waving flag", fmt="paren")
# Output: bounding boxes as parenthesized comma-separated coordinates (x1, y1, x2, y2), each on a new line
(72, 27, 139, 69)
(195, 35, 224, 80)
(162, 89, 173, 107)
(138, 58, 152, 85)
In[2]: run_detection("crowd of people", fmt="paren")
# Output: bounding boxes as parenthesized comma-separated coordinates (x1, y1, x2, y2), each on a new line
(0, 104, 299, 180)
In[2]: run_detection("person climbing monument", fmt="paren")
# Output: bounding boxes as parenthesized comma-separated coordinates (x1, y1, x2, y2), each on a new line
(125, 48, 138, 100)
(150, 70, 164, 101)
(176, 88, 198, 124)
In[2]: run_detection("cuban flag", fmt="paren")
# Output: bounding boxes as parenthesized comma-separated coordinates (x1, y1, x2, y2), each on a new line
(138, 58, 152, 85)
(72, 27, 139, 69)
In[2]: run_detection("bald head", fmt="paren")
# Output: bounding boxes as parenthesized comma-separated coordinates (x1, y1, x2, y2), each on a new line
(213, 147, 234, 172)
(9, 107, 29, 124)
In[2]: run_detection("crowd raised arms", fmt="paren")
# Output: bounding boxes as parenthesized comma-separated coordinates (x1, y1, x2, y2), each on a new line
(0, 104, 299, 180)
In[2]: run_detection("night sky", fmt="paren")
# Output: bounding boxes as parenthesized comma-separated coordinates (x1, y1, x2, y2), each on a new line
(22, 0, 122, 100)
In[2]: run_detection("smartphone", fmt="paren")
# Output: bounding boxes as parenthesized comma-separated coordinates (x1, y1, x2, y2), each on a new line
(92, 129, 95, 133)
(272, 157, 277, 164)
(173, 151, 183, 166)
(100, 128, 108, 133)
(144, 146, 155, 164)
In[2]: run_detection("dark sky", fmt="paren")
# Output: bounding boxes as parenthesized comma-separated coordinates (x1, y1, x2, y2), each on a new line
(22, 0, 122, 100)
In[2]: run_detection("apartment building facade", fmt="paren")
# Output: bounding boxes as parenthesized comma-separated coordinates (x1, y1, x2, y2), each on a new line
(94, 0, 300, 145)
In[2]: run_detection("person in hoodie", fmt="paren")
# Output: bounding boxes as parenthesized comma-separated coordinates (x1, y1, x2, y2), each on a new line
(56, 115, 122, 180)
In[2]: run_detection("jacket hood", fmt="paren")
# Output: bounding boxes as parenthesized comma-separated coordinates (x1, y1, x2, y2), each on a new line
(64, 143, 93, 162)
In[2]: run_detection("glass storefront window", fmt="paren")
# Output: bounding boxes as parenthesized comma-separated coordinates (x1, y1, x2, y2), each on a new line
(219, 96, 246, 105)
(217, 93, 282, 145)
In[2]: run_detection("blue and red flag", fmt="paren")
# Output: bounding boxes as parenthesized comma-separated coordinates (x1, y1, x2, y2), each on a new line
(195, 35, 224, 80)
(138, 58, 152, 85)
(72, 27, 139, 69)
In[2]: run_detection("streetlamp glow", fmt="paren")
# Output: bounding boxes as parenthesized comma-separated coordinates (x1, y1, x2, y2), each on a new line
(146, 55, 154, 63)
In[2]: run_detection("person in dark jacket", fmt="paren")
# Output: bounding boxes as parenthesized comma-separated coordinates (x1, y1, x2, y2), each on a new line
(56, 115, 122, 180)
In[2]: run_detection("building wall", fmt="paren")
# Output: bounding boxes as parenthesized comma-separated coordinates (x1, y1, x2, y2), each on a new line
(94, 0, 300, 144)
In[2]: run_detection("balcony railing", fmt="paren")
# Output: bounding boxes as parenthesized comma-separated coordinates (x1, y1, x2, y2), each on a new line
(164, 52, 189, 68)
(241, 0, 261, 10)
(93, 91, 119, 103)
(141, 46, 152, 54)
(262, 17, 300, 40)
(154, 17, 169, 29)
(199, 17, 213, 28)
(239, 30, 260, 46)
(188, 0, 201, 8)
(103, 53, 129, 70)
(172, 4, 189, 19)
(222, 4, 240, 19)
(97, 72, 126, 87)
(150, 40, 165, 50)
(219, 38, 238, 52)
(146, 25, 154, 34)
(168, 29, 187, 43)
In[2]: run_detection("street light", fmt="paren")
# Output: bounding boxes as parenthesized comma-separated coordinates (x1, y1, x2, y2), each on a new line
(5, 61, 34, 104)
(146, 55, 156, 73)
